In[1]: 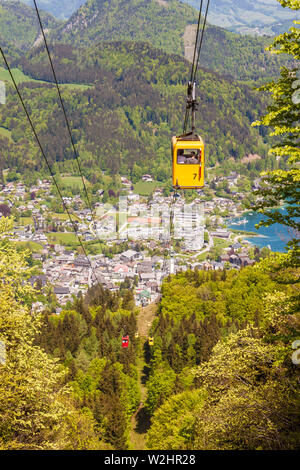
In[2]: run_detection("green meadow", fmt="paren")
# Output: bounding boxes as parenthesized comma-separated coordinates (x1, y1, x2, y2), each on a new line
(61, 176, 91, 190)
(133, 180, 159, 196)
(0, 66, 91, 90)
(0, 127, 13, 141)
(46, 232, 78, 245)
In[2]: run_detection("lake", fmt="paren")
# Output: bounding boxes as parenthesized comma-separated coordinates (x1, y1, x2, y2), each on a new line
(227, 207, 295, 253)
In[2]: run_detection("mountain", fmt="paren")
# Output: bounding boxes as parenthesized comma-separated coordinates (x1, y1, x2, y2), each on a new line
(1, 41, 272, 183)
(183, 0, 299, 35)
(50, 0, 295, 83)
(4, 0, 299, 34)
(0, 0, 295, 82)
(0, 0, 61, 50)
(2, 0, 86, 20)
(52, 0, 199, 57)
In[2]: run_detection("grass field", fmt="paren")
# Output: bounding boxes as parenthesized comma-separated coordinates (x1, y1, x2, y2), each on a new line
(0, 66, 91, 90)
(0, 127, 12, 141)
(213, 237, 232, 250)
(52, 212, 80, 221)
(60, 83, 91, 91)
(195, 251, 209, 262)
(133, 181, 159, 196)
(46, 232, 78, 245)
(52, 213, 70, 221)
(61, 176, 91, 190)
(229, 228, 258, 236)
(19, 216, 33, 226)
(15, 241, 44, 253)
(0, 66, 45, 85)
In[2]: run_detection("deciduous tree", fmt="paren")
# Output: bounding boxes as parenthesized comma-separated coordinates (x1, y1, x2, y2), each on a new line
(252, 0, 300, 251)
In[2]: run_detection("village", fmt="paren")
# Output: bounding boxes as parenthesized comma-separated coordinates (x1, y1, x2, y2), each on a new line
(0, 173, 261, 308)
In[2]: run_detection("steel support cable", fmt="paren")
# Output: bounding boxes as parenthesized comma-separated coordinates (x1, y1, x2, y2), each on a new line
(0, 46, 102, 288)
(189, 0, 204, 83)
(183, 0, 210, 134)
(192, 0, 210, 83)
(33, 0, 103, 248)
(183, 0, 204, 133)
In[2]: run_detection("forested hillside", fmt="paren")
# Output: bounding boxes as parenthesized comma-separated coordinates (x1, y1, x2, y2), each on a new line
(4, 0, 299, 32)
(145, 255, 300, 449)
(1, 41, 272, 184)
(0, 35, 21, 62)
(50, 0, 295, 82)
(0, 0, 60, 50)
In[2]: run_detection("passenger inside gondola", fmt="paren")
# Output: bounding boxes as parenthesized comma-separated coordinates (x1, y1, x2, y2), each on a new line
(177, 149, 200, 164)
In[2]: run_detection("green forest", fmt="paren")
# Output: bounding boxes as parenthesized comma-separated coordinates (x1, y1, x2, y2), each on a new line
(146, 257, 300, 449)
(0, 0, 296, 81)
(0, 1, 60, 51)
(0, 40, 278, 186)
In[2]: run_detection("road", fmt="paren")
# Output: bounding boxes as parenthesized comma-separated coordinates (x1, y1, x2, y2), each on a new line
(174, 233, 214, 261)
(190, 233, 214, 259)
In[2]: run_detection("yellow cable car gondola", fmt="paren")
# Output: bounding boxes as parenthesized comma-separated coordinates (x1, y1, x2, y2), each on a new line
(148, 337, 154, 346)
(172, 133, 204, 189)
(172, 81, 204, 190)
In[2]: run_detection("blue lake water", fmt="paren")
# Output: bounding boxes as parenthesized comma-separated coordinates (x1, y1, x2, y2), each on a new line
(227, 208, 295, 253)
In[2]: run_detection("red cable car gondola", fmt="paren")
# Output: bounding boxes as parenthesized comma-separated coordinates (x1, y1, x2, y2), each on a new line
(122, 335, 129, 348)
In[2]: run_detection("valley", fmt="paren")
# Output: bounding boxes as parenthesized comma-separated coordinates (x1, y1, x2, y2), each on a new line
(183, 0, 299, 35)
(0, 0, 299, 454)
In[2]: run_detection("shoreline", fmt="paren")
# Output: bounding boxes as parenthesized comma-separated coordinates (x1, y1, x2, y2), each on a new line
(224, 208, 289, 253)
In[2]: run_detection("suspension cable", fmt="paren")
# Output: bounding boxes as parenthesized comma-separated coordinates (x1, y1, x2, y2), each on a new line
(0, 46, 102, 288)
(183, 0, 210, 134)
(192, 0, 210, 83)
(183, 0, 203, 133)
(33, 0, 104, 250)
(189, 0, 204, 83)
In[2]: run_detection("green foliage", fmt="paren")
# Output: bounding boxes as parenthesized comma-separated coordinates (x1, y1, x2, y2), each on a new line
(191, 327, 300, 449)
(145, 350, 177, 414)
(160, 265, 276, 324)
(147, 252, 300, 450)
(37, 284, 140, 449)
(0, 1, 60, 51)
(146, 388, 206, 450)
(251, 1, 300, 250)
(0, 218, 103, 449)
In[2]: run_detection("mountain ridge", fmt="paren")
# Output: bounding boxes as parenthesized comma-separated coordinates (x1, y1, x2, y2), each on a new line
(0, 0, 295, 83)
(183, 0, 299, 36)
(49, 0, 295, 83)
(3, 0, 299, 35)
